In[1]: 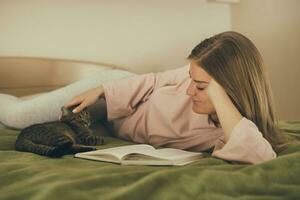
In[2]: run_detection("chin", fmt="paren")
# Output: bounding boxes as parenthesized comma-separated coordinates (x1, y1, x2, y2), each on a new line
(192, 106, 207, 114)
(192, 104, 215, 114)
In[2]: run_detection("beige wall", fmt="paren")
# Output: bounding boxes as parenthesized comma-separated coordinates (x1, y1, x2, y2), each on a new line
(0, 0, 299, 120)
(0, 0, 231, 73)
(231, 0, 300, 120)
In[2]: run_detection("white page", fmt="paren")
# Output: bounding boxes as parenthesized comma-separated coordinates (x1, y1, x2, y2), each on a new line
(75, 154, 122, 164)
(129, 148, 202, 161)
(81, 144, 155, 160)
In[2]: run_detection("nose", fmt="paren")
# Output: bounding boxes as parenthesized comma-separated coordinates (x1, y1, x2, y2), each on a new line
(186, 81, 196, 97)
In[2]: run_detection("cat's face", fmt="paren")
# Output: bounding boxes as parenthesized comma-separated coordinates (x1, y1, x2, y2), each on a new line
(60, 106, 91, 127)
(60, 107, 75, 122)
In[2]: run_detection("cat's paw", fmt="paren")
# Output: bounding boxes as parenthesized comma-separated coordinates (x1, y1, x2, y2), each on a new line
(49, 142, 73, 157)
(72, 145, 97, 153)
(81, 135, 104, 146)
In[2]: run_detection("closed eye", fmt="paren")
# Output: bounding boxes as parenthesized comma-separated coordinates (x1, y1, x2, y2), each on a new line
(196, 87, 205, 91)
(195, 82, 208, 91)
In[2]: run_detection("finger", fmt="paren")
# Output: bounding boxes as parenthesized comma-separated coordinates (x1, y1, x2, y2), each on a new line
(64, 98, 82, 108)
(72, 103, 87, 113)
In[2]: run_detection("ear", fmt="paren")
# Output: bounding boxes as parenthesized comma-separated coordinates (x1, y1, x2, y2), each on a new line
(60, 106, 74, 121)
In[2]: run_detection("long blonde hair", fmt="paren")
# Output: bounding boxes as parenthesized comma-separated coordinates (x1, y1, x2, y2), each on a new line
(188, 31, 287, 153)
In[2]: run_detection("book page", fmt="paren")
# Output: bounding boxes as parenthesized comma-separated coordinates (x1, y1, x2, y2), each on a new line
(125, 148, 203, 161)
(74, 154, 122, 164)
(81, 144, 155, 160)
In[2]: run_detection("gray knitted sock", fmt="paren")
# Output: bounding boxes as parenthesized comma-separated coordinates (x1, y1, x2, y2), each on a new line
(0, 69, 134, 129)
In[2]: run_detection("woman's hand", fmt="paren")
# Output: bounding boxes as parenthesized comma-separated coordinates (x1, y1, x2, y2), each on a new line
(205, 79, 242, 141)
(63, 85, 105, 113)
(206, 79, 226, 101)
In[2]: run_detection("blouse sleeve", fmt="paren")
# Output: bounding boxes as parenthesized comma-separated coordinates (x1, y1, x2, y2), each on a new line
(102, 65, 189, 120)
(212, 117, 277, 164)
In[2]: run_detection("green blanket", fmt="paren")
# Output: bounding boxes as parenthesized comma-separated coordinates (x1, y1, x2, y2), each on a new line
(0, 122, 300, 200)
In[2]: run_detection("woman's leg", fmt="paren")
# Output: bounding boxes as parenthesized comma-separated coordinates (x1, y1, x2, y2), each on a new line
(0, 69, 134, 129)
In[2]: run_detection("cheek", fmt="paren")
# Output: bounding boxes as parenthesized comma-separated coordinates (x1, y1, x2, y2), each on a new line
(192, 91, 215, 114)
(194, 90, 208, 101)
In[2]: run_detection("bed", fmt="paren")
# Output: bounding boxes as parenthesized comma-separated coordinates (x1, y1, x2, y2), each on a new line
(0, 57, 300, 200)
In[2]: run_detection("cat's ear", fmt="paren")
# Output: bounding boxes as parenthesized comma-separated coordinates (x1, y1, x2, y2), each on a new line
(60, 106, 74, 121)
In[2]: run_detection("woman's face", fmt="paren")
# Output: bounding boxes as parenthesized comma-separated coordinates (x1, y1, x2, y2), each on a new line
(186, 60, 216, 114)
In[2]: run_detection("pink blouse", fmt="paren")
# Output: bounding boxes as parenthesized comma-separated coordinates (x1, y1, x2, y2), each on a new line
(102, 65, 276, 164)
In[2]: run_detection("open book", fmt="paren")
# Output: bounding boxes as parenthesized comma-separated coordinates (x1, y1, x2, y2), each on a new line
(74, 144, 203, 166)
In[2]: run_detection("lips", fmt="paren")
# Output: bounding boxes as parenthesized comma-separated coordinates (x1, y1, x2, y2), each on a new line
(192, 100, 202, 104)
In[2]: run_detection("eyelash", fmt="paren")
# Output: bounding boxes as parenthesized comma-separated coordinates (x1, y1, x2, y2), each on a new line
(196, 87, 205, 91)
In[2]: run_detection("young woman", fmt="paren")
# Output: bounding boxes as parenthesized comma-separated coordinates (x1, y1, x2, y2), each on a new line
(64, 31, 287, 164)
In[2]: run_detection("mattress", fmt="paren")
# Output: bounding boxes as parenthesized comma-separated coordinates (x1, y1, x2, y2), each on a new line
(0, 121, 299, 200)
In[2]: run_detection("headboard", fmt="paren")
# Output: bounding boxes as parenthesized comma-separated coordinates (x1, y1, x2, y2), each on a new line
(0, 57, 119, 97)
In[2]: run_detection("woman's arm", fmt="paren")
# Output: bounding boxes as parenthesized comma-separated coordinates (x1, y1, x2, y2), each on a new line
(206, 79, 276, 164)
(206, 79, 242, 142)
(64, 86, 105, 113)
(102, 65, 189, 120)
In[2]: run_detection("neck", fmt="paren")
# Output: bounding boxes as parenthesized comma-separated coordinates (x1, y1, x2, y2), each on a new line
(209, 113, 220, 127)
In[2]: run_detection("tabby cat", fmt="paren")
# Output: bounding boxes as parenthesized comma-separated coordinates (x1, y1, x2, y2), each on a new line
(15, 105, 105, 157)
